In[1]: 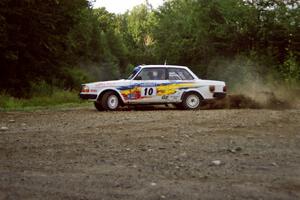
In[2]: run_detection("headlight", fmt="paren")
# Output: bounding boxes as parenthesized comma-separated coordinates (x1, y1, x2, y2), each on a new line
(81, 85, 89, 93)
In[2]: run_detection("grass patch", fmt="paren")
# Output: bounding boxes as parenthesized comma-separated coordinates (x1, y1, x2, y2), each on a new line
(0, 90, 90, 111)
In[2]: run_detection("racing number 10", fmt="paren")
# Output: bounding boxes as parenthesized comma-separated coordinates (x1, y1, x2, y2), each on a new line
(144, 88, 153, 96)
(141, 87, 156, 97)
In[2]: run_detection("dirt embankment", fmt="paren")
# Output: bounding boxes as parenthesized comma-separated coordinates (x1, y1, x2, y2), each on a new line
(0, 107, 300, 200)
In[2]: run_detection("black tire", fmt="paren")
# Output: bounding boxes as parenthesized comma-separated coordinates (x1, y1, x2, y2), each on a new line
(94, 101, 104, 111)
(101, 91, 120, 111)
(173, 103, 184, 110)
(181, 92, 202, 110)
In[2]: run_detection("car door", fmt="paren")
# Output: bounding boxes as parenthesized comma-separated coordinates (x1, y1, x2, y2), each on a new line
(164, 68, 197, 102)
(128, 68, 168, 103)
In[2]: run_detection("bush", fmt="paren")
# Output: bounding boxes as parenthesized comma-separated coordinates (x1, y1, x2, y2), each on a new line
(280, 53, 300, 88)
(62, 68, 90, 90)
(0, 90, 85, 111)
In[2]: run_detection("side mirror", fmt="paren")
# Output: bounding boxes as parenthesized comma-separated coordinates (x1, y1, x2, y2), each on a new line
(135, 76, 142, 80)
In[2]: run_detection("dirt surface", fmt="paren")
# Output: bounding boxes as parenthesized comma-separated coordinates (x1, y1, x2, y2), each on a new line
(0, 107, 300, 200)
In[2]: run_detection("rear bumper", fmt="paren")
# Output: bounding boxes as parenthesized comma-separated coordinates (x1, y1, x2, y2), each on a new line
(79, 94, 97, 100)
(213, 92, 226, 99)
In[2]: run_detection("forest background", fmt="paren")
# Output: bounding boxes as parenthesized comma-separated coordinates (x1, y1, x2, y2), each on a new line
(0, 0, 299, 108)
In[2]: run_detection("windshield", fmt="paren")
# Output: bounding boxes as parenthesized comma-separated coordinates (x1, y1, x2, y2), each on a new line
(128, 66, 141, 80)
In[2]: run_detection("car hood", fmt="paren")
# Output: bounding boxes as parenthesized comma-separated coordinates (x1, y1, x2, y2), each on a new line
(85, 79, 130, 88)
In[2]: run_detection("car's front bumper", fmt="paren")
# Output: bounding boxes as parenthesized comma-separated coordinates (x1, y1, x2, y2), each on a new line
(213, 92, 226, 99)
(79, 94, 97, 100)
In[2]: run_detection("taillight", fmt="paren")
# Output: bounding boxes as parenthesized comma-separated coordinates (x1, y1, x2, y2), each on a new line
(209, 85, 215, 93)
(223, 86, 227, 92)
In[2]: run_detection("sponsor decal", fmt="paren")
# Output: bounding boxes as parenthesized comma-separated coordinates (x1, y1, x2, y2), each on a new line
(118, 82, 200, 100)
(162, 95, 169, 100)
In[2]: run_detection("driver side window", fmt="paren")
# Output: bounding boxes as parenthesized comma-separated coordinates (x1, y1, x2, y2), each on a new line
(135, 68, 166, 80)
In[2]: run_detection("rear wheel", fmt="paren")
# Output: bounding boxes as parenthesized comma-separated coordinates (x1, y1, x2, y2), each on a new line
(94, 101, 104, 111)
(101, 91, 120, 111)
(181, 93, 202, 110)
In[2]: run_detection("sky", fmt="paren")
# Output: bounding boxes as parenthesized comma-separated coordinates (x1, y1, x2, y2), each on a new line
(93, 0, 164, 14)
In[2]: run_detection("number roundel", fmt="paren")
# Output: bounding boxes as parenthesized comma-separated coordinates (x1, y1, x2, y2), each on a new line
(141, 87, 156, 97)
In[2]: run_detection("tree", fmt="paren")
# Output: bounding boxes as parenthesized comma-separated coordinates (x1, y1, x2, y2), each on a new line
(0, 0, 89, 96)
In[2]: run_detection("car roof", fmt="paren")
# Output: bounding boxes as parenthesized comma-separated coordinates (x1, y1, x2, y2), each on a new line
(139, 65, 189, 69)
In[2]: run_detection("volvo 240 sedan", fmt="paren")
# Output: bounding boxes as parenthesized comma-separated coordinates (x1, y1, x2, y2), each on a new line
(80, 65, 226, 111)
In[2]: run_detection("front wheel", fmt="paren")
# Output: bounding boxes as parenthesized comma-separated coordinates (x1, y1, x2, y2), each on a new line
(181, 93, 202, 110)
(101, 91, 120, 111)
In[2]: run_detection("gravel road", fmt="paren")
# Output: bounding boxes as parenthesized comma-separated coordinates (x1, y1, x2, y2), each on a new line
(0, 107, 300, 200)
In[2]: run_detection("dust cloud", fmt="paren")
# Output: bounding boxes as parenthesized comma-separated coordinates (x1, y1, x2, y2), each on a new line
(206, 56, 299, 109)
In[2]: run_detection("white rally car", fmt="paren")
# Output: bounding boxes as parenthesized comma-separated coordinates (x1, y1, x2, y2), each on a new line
(80, 65, 226, 111)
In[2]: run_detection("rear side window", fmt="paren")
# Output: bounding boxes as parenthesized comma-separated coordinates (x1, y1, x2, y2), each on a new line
(168, 68, 194, 80)
(135, 68, 166, 80)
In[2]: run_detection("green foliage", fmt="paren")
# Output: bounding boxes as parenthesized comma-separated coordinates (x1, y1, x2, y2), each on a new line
(281, 53, 300, 87)
(124, 64, 136, 78)
(0, 0, 299, 102)
(30, 81, 55, 97)
(153, 0, 299, 73)
(0, 90, 85, 111)
(59, 68, 90, 90)
(117, 4, 157, 65)
(0, 0, 89, 97)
